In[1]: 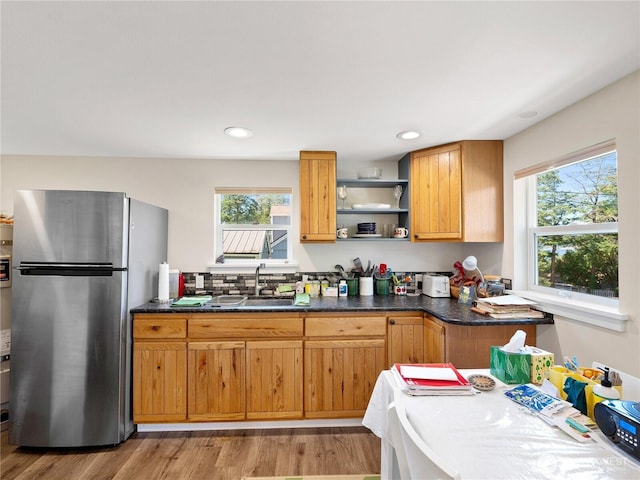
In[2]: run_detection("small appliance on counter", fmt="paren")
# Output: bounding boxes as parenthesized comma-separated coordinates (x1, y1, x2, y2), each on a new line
(422, 274, 450, 298)
(594, 400, 640, 460)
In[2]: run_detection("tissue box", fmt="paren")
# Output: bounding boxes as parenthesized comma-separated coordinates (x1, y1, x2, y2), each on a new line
(490, 346, 554, 385)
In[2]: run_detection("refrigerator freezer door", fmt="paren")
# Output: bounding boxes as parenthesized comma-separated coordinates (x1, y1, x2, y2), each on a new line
(9, 270, 127, 447)
(13, 190, 129, 268)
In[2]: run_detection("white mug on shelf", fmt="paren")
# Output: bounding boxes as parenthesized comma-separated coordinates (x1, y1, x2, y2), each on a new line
(336, 227, 348, 239)
(394, 227, 409, 238)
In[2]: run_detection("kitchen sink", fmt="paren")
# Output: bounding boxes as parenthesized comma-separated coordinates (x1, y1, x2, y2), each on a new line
(207, 295, 295, 307)
(209, 295, 247, 306)
(243, 297, 295, 306)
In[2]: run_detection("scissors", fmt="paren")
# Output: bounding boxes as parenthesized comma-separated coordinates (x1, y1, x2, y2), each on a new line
(580, 368, 599, 379)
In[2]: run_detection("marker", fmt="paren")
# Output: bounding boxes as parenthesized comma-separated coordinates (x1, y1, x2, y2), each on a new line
(566, 417, 590, 435)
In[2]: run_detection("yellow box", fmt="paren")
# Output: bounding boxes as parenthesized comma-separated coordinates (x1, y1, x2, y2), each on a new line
(529, 348, 555, 384)
(548, 365, 623, 419)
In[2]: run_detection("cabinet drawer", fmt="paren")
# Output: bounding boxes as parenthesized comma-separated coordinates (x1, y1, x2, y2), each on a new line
(189, 315, 303, 338)
(134, 317, 187, 339)
(305, 316, 386, 337)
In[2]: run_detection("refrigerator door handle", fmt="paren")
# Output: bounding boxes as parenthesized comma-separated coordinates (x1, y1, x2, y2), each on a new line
(16, 263, 125, 276)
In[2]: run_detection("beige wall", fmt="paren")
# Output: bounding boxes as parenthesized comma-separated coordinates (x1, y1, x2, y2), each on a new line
(0, 156, 469, 274)
(503, 70, 639, 378)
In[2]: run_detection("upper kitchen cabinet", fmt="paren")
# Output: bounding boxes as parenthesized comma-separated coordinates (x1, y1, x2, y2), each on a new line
(407, 140, 503, 242)
(299, 151, 337, 243)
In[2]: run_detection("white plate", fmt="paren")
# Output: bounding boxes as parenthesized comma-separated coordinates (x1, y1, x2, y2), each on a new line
(352, 203, 391, 209)
(353, 233, 382, 238)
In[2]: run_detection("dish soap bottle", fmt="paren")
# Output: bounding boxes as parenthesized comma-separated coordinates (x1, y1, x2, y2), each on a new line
(593, 367, 621, 400)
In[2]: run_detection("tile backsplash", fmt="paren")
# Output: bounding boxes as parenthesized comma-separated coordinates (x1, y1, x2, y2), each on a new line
(182, 271, 450, 296)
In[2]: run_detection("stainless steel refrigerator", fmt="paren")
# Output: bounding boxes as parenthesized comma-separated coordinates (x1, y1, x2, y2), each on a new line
(9, 190, 168, 447)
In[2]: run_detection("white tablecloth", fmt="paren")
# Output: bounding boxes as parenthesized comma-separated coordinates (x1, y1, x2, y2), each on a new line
(363, 370, 640, 479)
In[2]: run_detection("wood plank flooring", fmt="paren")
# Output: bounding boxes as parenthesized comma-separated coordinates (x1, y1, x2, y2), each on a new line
(1, 427, 380, 480)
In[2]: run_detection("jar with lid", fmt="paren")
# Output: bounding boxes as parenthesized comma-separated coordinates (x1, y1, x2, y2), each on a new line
(484, 276, 505, 297)
(309, 280, 321, 298)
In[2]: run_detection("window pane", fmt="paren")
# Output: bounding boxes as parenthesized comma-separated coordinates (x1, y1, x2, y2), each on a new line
(220, 194, 290, 225)
(535, 233, 618, 299)
(216, 191, 292, 263)
(536, 152, 617, 227)
(222, 228, 288, 260)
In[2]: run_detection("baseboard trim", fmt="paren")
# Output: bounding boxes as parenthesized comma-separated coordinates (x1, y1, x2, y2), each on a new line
(137, 417, 364, 432)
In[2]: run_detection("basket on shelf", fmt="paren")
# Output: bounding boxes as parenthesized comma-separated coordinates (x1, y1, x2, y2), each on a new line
(450, 285, 488, 299)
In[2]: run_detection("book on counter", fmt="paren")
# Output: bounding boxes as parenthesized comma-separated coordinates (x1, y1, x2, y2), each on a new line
(472, 295, 545, 319)
(391, 363, 475, 396)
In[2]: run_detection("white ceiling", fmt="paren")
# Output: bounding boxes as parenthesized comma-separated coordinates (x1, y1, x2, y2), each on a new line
(1, 1, 639, 164)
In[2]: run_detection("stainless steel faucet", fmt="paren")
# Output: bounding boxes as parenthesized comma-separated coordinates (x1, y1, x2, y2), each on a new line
(255, 262, 266, 296)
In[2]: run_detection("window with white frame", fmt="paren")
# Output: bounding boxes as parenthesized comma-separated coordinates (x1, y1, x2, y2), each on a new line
(519, 140, 618, 306)
(214, 188, 293, 266)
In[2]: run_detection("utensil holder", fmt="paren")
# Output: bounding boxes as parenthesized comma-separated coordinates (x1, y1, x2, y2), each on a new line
(359, 277, 373, 296)
(346, 278, 359, 296)
(375, 278, 390, 296)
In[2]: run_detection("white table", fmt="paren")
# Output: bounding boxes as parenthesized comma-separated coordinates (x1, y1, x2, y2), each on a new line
(363, 370, 640, 479)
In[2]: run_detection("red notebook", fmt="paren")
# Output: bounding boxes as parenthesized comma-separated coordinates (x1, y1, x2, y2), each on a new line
(392, 363, 472, 390)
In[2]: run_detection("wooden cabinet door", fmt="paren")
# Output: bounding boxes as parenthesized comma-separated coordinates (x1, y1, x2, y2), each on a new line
(410, 143, 462, 241)
(299, 150, 336, 242)
(133, 341, 187, 422)
(304, 339, 386, 419)
(423, 315, 446, 363)
(187, 341, 245, 421)
(246, 340, 303, 420)
(388, 316, 424, 366)
(458, 140, 504, 242)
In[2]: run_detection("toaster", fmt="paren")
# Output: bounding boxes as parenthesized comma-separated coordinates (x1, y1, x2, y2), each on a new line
(422, 275, 451, 298)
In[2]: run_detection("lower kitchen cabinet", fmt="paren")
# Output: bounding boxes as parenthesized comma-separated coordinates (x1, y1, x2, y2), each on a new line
(132, 311, 541, 424)
(424, 314, 537, 368)
(387, 314, 424, 366)
(133, 341, 187, 422)
(133, 315, 187, 423)
(187, 341, 245, 421)
(424, 315, 446, 363)
(304, 314, 387, 419)
(246, 340, 303, 420)
(304, 339, 386, 418)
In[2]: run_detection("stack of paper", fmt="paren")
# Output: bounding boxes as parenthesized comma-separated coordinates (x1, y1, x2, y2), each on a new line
(391, 363, 475, 396)
(472, 295, 545, 319)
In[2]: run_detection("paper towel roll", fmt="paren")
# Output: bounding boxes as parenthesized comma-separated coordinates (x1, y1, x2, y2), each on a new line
(158, 262, 170, 301)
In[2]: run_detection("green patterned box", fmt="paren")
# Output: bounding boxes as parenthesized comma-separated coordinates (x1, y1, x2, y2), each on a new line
(490, 346, 554, 385)
(490, 347, 531, 384)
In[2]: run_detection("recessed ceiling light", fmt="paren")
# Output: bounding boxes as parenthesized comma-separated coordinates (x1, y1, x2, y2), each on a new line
(396, 130, 421, 140)
(224, 126, 253, 138)
(517, 111, 538, 119)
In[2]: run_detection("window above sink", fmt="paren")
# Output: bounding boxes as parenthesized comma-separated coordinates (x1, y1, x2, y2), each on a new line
(211, 187, 297, 272)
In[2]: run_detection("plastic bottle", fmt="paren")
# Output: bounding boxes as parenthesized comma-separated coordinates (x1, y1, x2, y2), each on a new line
(593, 367, 621, 400)
(339, 280, 348, 297)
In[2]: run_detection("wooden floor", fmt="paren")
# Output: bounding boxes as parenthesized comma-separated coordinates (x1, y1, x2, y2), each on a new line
(0, 426, 381, 480)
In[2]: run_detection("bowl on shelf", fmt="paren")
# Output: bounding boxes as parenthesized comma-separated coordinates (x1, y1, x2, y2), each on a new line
(357, 222, 376, 233)
(357, 167, 382, 179)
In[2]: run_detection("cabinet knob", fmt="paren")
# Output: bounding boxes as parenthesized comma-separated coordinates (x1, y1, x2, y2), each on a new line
(302, 235, 307, 240)
(389, 319, 396, 325)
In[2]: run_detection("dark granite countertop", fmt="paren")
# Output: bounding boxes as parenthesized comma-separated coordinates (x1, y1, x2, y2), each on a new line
(131, 295, 554, 326)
